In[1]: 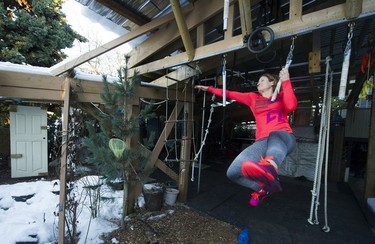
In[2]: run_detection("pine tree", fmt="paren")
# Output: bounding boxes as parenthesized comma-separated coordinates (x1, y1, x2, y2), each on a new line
(0, 0, 87, 66)
(82, 56, 154, 227)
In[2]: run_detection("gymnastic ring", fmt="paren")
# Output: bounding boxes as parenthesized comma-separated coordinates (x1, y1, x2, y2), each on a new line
(247, 26, 275, 54)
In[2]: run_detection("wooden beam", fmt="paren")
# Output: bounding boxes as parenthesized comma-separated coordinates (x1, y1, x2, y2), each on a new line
(71, 80, 192, 103)
(155, 158, 179, 182)
(224, 3, 235, 40)
(151, 65, 196, 87)
(58, 78, 70, 244)
(289, 0, 303, 20)
(48, 4, 194, 76)
(0, 87, 64, 102)
(238, 0, 253, 38)
(196, 24, 205, 47)
(0, 70, 64, 90)
(97, 0, 149, 26)
(130, 35, 244, 75)
(272, 1, 370, 36)
(138, 145, 179, 182)
(0, 70, 65, 101)
(345, 0, 363, 19)
(0, 69, 193, 103)
(144, 102, 184, 171)
(170, 0, 195, 61)
(128, 0, 237, 68)
(129, 0, 375, 76)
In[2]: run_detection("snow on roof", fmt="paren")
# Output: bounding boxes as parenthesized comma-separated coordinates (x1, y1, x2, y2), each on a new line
(0, 62, 51, 76)
(73, 69, 164, 87)
(0, 62, 164, 88)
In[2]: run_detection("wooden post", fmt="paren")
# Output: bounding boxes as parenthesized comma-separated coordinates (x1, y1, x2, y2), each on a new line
(178, 84, 193, 202)
(309, 51, 321, 74)
(345, 0, 363, 19)
(238, 0, 252, 40)
(289, 0, 303, 20)
(126, 103, 142, 214)
(58, 78, 70, 244)
(365, 90, 375, 198)
(309, 30, 321, 74)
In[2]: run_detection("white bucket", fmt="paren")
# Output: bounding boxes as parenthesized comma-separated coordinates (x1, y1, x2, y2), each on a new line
(164, 188, 179, 206)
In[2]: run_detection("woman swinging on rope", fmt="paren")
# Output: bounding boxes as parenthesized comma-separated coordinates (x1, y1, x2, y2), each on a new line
(195, 68, 297, 206)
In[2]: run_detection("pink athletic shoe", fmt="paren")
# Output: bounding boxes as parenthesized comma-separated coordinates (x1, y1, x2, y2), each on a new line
(241, 156, 282, 193)
(249, 189, 270, 206)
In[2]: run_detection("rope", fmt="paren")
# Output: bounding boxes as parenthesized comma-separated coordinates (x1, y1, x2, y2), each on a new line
(190, 93, 216, 183)
(190, 74, 198, 182)
(271, 36, 296, 102)
(173, 81, 179, 162)
(338, 22, 354, 100)
(189, 64, 217, 191)
(308, 56, 333, 233)
(322, 70, 333, 233)
(163, 73, 172, 166)
(189, 63, 215, 192)
(308, 56, 331, 226)
(157, 61, 217, 193)
(140, 98, 167, 105)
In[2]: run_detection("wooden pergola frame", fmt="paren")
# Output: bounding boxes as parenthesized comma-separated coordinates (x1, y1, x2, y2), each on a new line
(0, 67, 195, 242)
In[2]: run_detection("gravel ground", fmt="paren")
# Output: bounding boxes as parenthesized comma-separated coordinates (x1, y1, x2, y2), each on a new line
(103, 204, 241, 243)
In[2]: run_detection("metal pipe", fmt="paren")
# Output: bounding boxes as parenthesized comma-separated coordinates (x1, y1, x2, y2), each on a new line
(223, 0, 230, 31)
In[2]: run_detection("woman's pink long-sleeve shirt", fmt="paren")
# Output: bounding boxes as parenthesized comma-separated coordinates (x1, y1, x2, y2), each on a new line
(207, 79, 297, 140)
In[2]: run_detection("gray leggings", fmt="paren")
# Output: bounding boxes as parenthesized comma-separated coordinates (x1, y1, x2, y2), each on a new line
(226, 130, 296, 192)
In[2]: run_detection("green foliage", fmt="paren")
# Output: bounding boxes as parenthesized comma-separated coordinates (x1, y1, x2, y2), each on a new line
(47, 105, 62, 163)
(0, 104, 10, 127)
(82, 56, 155, 182)
(0, 0, 87, 66)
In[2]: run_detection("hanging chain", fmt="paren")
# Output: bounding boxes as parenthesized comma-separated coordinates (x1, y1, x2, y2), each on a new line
(222, 54, 227, 107)
(285, 35, 296, 68)
(271, 35, 296, 101)
(339, 22, 355, 100)
(308, 56, 332, 227)
(344, 22, 354, 55)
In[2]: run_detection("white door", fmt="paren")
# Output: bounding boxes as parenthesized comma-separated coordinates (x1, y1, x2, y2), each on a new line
(10, 106, 48, 178)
